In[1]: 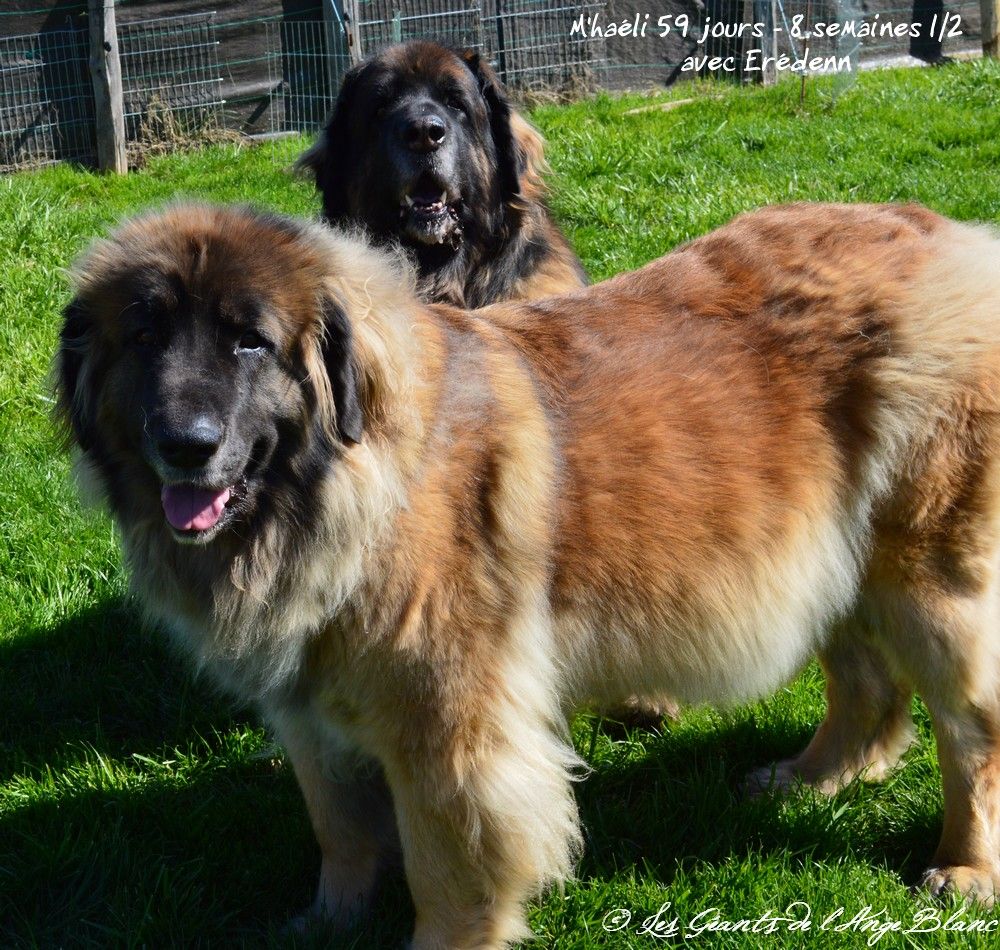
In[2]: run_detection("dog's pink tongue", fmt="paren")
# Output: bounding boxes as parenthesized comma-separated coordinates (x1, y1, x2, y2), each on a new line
(161, 485, 231, 532)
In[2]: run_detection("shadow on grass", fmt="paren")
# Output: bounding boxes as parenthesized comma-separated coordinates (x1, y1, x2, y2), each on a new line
(0, 597, 237, 775)
(0, 751, 414, 947)
(0, 596, 413, 946)
(575, 712, 941, 891)
(0, 600, 941, 944)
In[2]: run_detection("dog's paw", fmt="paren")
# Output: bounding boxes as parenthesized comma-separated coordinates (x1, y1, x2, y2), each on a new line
(282, 900, 367, 940)
(744, 759, 859, 798)
(281, 910, 316, 938)
(920, 865, 999, 907)
(743, 760, 802, 797)
(613, 695, 681, 728)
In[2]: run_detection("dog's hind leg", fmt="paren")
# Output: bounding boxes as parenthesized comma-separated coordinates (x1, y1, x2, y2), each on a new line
(746, 620, 915, 796)
(877, 587, 1000, 906)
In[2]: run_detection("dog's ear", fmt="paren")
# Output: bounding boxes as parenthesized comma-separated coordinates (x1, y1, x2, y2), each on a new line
(319, 297, 364, 445)
(54, 297, 95, 451)
(506, 111, 548, 202)
(295, 62, 371, 223)
(461, 51, 525, 201)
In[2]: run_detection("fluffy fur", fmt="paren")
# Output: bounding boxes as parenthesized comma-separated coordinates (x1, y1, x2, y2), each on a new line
(56, 202, 1000, 948)
(296, 41, 587, 308)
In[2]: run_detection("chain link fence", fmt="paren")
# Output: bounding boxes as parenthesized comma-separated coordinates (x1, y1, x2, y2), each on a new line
(0, 0, 986, 173)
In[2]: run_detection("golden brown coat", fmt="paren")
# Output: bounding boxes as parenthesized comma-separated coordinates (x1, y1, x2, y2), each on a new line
(57, 202, 1000, 948)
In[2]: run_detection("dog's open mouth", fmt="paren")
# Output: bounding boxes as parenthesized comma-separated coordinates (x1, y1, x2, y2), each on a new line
(161, 478, 247, 541)
(399, 176, 462, 247)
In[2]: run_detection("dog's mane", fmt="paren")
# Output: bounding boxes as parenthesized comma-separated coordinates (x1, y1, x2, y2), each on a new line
(57, 205, 431, 699)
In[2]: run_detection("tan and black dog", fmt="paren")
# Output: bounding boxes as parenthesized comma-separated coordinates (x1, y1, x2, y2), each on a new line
(57, 202, 1000, 948)
(297, 41, 586, 308)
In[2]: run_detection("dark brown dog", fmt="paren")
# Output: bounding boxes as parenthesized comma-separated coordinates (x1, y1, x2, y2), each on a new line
(297, 41, 586, 307)
(57, 203, 1000, 948)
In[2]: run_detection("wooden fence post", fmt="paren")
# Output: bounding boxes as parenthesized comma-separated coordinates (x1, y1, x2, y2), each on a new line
(320, 0, 341, 104)
(742, 0, 778, 84)
(984, 0, 999, 58)
(758, 0, 778, 85)
(87, 0, 127, 173)
(340, 0, 365, 65)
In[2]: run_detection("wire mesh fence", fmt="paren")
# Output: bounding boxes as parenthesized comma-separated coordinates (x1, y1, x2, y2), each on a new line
(491, 0, 608, 87)
(264, 18, 350, 135)
(118, 12, 224, 159)
(0, 25, 93, 172)
(0, 0, 988, 174)
(1, 10, 225, 173)
(359, 0, 486, 49)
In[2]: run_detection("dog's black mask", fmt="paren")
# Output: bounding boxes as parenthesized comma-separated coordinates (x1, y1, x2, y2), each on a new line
(299, 41, 528, 260)
(55, 210, 363, 545)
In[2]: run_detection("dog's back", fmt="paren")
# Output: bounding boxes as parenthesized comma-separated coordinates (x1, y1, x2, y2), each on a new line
(467, 203, 1000, 707)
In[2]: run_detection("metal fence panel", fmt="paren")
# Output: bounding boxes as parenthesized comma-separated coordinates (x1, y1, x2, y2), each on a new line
(358, 0, 485, 50)
(0, 12, 225, 171)
(489, 0, 607, 89)
(265, 17, 351, 134)
(0, 26, 94, 172)
(0, 0, 987, 174)
(118, 11, 225, 150)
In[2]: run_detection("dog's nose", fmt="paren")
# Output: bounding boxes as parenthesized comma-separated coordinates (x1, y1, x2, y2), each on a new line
(404, 114, 447, 152)
(155, 416, 223, 470)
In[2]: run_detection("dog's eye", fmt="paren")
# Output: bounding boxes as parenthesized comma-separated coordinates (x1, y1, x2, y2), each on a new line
(134, 327, 157, 347)
(446, 96, 465, 115)
(237, 330, 269, 352)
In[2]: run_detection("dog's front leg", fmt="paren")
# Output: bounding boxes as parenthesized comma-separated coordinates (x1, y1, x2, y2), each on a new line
(384, 714, 581, 950)
(270, 708, 397, 928)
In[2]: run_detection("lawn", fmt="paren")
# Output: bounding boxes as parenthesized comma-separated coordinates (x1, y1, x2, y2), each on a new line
(2, 61, 1000, 948)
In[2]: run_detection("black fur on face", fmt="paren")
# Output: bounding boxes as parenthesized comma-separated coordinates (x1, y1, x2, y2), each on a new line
(56, 299, 97, 452)
(53, 208, 364, 547)
(320, 298, 364, 445)
(296, 41, 534, 302)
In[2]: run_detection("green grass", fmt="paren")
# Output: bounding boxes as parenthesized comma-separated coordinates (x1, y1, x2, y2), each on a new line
(3, 62, 1000, 947)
